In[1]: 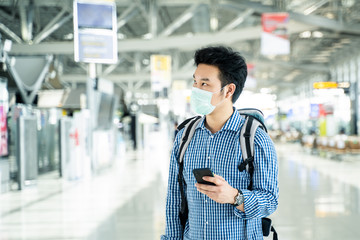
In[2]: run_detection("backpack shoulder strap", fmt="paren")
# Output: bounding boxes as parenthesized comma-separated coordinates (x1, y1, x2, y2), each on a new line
(178, 116, 202, 164)
(176, 116, 202, 230)
(238, 115, 261, 190)
(238, 108, 266, 190)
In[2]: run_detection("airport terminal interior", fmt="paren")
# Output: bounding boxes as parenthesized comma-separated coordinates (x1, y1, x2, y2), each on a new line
(0, 0, 360, 239)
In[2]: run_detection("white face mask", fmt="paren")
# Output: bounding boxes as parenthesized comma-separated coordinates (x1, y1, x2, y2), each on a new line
(190, 86, 226, 115)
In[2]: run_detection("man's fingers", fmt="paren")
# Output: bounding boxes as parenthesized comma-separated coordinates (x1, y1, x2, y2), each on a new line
(195, 183, 217, 192)
(215, 174, 226, 181)
(203, 176, 223, 185)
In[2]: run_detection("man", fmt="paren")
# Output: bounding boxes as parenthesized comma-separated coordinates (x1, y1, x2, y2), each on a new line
(161, 46, 279, 240)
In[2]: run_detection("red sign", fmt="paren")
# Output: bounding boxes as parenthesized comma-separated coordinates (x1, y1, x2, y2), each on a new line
(70, 129, 80, 146)
(262, 13, 289, 39)
(0, 106, 8, 156)
(261, 13, 290, 55)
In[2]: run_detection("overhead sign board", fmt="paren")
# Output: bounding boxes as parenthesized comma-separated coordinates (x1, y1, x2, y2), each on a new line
(73, 0, 118, 64)
(151, 55, 172, 92)
(261, 13, 290, 55)
(313, 82, 338, 89)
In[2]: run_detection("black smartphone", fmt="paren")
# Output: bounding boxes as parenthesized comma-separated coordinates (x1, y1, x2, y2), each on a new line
(192, 168, 216, 185)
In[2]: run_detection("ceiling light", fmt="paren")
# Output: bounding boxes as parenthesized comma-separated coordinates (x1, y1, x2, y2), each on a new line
(342, 0, 355, 7)
(325, 13, 335, 19)
(313, 31, 323, 38)
(210, 17, 218, 31)
(340, 38, 351, 43)
(117, 33, 126, 39)
(63, 33, 73, 40)
(142, 33, 153, 39)
(300, 31, 311, 38)
(260, 88, 272, 94)
(142, 59, 150, 65)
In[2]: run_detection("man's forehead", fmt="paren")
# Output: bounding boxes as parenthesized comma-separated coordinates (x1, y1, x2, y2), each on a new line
(193, 64, 220, 81)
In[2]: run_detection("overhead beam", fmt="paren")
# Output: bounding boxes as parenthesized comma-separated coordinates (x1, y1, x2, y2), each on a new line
(61, 57, 327, 84)
(0, 22, 22, 43)
(220, 9, 254, 32)
(147, 0, 157, 37)
(11, 20, 314, 54)
(222, 0, 360, 35)
(61, 71, 194, 84)
(135, 0, 149, 25)
(159, 4, 199, 37)
(33, 13, 72, 44)
(251, 58, 328, 72)
(33, 9, 68, 44)
(102, 58, 124, 76)
(303, 0, 329, 15)
(19, 0, 35, 42)
(0, 9, 14, 21)
(0, 0, 200, 7)
(117, 3, 138, 30)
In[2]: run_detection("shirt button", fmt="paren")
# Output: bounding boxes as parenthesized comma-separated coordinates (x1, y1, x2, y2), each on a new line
(210, 136, 214, 138)
(205, 200, 208, 203)
(205, 221, 208, 224)
(207, 156, 210, 159)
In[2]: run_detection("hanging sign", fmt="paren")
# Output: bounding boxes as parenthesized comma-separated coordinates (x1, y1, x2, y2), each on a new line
(313, 82, 338, 89)
(74, 0, 118, 64)
(261, 13, 290, 55)
(151, 55, 172, 92)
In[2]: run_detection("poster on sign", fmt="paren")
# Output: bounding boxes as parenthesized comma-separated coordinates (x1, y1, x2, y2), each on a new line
(151, 55, 172, 92)
(261, 13, 290, 56)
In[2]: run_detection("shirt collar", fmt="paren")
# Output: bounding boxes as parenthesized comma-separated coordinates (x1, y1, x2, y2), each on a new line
(196, 107, 243, 132)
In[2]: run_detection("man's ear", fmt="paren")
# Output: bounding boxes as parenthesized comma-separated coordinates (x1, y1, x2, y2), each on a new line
(226, 83, 236, 99)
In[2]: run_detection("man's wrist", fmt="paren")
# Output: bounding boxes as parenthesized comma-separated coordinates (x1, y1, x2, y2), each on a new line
(229, 188, 238, 204)
(232, 189, 244, 206)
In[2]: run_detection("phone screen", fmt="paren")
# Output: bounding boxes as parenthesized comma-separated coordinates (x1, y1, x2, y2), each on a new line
(192, 168, 216, 185)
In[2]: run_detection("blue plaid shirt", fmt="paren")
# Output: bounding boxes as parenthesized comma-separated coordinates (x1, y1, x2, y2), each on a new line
(161, 109, 279, 240)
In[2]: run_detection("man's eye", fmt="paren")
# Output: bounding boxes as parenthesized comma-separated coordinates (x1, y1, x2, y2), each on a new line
(201, 83, 207, 86)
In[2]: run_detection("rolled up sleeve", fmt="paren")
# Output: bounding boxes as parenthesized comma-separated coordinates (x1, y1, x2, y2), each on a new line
(234, 129, 279, 220)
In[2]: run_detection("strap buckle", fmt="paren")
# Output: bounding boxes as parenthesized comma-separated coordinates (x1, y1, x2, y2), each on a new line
(238, 157, 254, 171)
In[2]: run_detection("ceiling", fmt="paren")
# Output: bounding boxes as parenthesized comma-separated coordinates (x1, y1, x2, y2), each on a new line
(1, 0, 360, 100)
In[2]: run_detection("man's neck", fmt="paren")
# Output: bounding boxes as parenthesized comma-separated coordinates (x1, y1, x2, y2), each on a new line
(205, 103, 234, 134)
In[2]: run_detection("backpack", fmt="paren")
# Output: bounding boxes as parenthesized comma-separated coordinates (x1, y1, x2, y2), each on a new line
(176, 108, 278, 240)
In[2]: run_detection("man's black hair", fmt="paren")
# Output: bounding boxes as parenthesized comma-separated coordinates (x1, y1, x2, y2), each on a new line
(194, 46, 247, 103)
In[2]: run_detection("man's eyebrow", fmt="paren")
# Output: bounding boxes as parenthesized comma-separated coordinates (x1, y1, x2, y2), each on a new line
(193, 74, 210, 81)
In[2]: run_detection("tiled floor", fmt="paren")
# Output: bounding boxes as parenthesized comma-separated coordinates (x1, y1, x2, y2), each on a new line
(270, 144, 360, 240)
(0, 129, 360, 240)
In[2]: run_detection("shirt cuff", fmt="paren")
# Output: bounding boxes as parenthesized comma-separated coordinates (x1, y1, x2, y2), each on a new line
(233, 189, 252, 219)
(160, 235, 183, 240)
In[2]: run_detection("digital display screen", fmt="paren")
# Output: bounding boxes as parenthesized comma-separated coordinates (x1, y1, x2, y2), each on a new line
(74, 1, 117, 64)
(77, 3, 114, 29)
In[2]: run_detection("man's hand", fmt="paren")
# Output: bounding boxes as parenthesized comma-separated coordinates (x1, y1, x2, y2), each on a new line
(195, 174, 238, 204)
